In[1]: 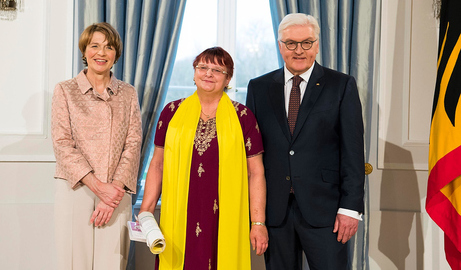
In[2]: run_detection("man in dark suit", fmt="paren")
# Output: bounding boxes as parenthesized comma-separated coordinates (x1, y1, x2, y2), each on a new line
(246, 13, 365, 270)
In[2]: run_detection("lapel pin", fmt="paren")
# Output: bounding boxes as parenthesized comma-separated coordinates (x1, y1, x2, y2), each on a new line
(316, 83, 320, 86)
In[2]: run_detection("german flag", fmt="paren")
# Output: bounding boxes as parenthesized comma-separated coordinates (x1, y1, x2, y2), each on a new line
(427, 0, 461, 268)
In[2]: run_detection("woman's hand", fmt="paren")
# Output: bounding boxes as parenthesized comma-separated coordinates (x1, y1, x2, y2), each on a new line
(90, 201, 115, 227)
(250, 224, 269, 255)
(81, 173, 125, 208)
(96, 182, 125, 208)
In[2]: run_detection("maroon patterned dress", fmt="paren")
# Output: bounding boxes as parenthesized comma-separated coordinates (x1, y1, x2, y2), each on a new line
(154, 98, 263, 270)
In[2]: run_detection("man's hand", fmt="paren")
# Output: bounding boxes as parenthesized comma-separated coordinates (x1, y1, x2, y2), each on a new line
(250, 224, 269, 256)
(90, 201, 115, 227)
(333, 214, 359, 244)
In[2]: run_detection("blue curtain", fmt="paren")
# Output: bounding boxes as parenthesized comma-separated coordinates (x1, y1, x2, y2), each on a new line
(73, 0, 187, 268)
(268, 1, 380, 269)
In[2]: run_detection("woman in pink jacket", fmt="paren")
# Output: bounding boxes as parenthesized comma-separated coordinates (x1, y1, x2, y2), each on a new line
(51, 22, 142, 269)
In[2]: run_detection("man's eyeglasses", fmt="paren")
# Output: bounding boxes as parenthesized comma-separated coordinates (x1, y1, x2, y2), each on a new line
(280, 39, 317, 51)
(195, 65, 228, 76)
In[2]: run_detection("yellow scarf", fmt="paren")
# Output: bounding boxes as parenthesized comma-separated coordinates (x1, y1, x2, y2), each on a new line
(159, 92, 251, 270)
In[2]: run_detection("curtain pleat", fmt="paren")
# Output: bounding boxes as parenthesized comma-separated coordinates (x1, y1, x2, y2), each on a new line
(268, 1, 380, 269)
(73, 1, 187, 268)
(123, 0, 143, 85)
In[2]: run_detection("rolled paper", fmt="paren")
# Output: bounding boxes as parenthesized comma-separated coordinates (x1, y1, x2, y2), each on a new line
(138, 211, 166, 254)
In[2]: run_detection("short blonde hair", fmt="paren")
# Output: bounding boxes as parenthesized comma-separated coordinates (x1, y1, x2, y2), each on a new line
(78, 22, 123, 66)
(278, 13, 320, 41)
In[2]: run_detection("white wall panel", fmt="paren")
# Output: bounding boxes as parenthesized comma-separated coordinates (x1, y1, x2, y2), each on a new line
(0, 0, 72, 269)
(0, 204, 55, 269)
(368, 210, 449, 270)
(378, 0, 437, 171)
(0, 0, 48, 135)
(0, 0, 72, 161)
(407, 1, 438, 144)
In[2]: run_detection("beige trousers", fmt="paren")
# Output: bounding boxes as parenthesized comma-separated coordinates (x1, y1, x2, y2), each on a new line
(54, 179, 132, 270)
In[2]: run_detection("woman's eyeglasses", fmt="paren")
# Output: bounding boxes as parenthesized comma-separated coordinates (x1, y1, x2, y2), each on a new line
(195, 65, 228, 76)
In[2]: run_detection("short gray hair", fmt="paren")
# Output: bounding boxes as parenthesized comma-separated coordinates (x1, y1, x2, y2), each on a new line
(278, 13, 320, 41)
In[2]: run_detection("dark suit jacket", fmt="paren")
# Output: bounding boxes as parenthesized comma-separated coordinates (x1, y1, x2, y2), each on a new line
(246, 62, 365, 227)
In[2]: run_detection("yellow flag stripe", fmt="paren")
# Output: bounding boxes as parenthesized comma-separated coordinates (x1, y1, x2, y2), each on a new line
(429, 30, 461, 171)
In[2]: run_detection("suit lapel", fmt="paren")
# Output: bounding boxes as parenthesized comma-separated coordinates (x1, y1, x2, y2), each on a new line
(267, 68, 292, 142)
(292, 63, 325, 141)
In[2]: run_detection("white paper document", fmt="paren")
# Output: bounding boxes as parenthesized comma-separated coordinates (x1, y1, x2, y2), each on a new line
(127, 212, 166, 254)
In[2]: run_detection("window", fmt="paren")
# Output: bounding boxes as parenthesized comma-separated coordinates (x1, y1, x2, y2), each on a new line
(233, 0, 279, 101)
(165, 0, 278, 104)
(165, 0, 217, 103)
(136, 0, 278, 205)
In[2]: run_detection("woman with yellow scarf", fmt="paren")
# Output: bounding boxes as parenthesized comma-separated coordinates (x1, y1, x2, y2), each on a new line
(139, 47, 268, 270)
